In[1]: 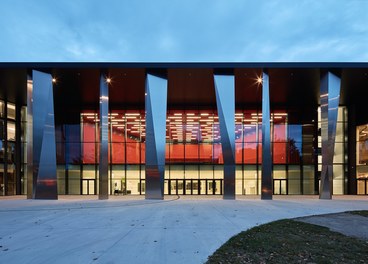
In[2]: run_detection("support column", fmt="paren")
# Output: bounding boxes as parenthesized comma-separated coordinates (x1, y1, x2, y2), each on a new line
(320, 72, 341, 199)
(99, 74, 109, 200)
(145, 74, 167, 200)
(214, 74, 235, 199)
(261, 71, 272, 200)
(347, 105, 356, 194)
(15, 100, 22, 194)
(26, 75, 33, 199)
(3, 102, 8, 195)
(28, 70, 57, 199)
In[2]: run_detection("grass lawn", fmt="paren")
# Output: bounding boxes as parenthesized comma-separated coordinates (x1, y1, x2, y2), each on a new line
(206, 217, 368, 264)
(349, 210, 368, 217)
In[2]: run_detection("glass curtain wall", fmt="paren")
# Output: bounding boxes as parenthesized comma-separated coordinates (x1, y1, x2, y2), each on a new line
(63, 109, 318, 195)
(317, 106, 348, 195)
(0, 100, 25, 195)
(165, 110, 223, 195)
(357, 123, 368, 194)
(80, 111, 146, 195)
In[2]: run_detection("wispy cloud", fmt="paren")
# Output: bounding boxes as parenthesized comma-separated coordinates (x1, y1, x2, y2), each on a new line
(0, 0, 366, 62)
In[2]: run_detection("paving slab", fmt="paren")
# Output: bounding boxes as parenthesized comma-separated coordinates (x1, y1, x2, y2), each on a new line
(296, 212, 368, 241)
(0, 195, 367, 264)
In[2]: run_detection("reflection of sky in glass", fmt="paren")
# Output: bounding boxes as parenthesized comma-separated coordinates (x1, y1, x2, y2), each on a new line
(288, 125, 302, 142)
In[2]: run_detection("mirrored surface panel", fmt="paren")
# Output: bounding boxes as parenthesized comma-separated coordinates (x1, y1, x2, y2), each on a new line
(99, 74, 109, 199)
(261, 71, 272, 200)
(214, 74, 235, 199)
(320, 72, 341, 199)
(31, 70, 57, 199)
(145, 74, 167, 199)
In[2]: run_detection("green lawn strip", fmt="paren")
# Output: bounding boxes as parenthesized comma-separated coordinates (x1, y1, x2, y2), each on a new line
(206, 219, 368, 264)
(348, 210, 368, 217)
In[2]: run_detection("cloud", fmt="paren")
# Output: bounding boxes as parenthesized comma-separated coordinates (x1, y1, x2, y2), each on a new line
(0, 0, 366, 62)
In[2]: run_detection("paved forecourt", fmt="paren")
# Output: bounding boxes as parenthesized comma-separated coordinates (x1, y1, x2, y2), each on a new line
(0, 195, 367, 264)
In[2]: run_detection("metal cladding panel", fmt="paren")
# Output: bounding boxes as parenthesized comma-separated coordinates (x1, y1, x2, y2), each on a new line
(31, 70, 57, 199)
(320, 72, 341, 199)
(214, 74, 235, 199)
(26, 75, 33, 199)
(99, 75, 109, 200)
(261, 72, 272, 200)
(145, 74, 167, 199)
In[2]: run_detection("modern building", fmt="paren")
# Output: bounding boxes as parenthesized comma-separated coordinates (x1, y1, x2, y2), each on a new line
(0, 63, 367, 199)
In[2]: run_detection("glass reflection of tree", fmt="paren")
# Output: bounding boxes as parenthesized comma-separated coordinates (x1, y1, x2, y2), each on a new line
(288, 138, 301, 163)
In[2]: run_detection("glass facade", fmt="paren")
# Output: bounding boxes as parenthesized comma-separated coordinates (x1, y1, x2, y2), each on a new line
(0, 100, 26, 195)
(50, 108, 325, 195)
(357, 123, 368, 194)
(317, 107, 348, 195)
(0, 65, 366, 197)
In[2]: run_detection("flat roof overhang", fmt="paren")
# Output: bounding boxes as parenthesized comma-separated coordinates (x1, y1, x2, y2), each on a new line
(1, 63, 368, 124)
(1, 62, 368, 69)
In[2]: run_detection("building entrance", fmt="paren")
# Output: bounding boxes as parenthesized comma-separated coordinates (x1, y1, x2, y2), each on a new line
(81, 179, 96, 195)
(357, 179, 368, 195)
(273, 179, 288, 195)
(168, 179, 223, 195)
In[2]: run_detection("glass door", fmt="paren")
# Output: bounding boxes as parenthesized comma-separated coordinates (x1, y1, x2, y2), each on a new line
(273, 179, 288, 195)
(214, 180, 222, 195)
(169, 179, 177, 195)
(177, 180, 184, 195)
(82, 179, 96, 195)
(191, 180, 199, 195)
(357, 179, 368, 195)
(199, 179, 209, 195)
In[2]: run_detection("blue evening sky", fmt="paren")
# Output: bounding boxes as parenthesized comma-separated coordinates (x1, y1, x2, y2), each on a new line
(0, 0, 367, 62)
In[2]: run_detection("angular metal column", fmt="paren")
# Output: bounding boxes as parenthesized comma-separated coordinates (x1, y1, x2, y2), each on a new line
(261, 71, 272, 200)
(320, 72, 341, 199)
(99, 74, 109, 200)
(26, 75, 33, 199)
(214, 74, 235, 199)
(145, 74, 167, 199)
(28, 70, 57, 199)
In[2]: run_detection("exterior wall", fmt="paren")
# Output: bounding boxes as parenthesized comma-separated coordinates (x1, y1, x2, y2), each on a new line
(54, 109, 320, 195)
(0, 100, 26, 196)
(0, 64, 367, 196)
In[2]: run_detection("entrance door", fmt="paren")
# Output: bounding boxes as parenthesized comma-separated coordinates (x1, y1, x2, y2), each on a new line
(81, 179, 96, 195)
(168, 179, 223, 195)
(199, 179, 210, 194)
(177, 180, 184, 195)
(169, 179, 184, 195)
(357, 179, 368, 195)
(199, 179, 223, 195)
(183, 179, 200, 195)
(191, 180, 199, 195)
(273, 179, 287, 195)
(214, 180, 222, 195)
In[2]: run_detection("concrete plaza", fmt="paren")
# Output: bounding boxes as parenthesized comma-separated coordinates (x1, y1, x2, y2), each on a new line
(0, 195, 367, 264)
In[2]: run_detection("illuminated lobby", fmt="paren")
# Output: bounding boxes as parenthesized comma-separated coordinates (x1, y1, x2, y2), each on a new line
(0, 63, 367, 199)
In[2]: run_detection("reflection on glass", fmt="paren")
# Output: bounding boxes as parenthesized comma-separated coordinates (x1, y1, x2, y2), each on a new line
(0, 120, 4, 140)
(7, 103, 15, 119)
(7, 121, 15, 141)
(0, 101, 4, 118)
(54, 109, 323, 195)
(273, 142, 287, 164)
(288, 125, 302, 143)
